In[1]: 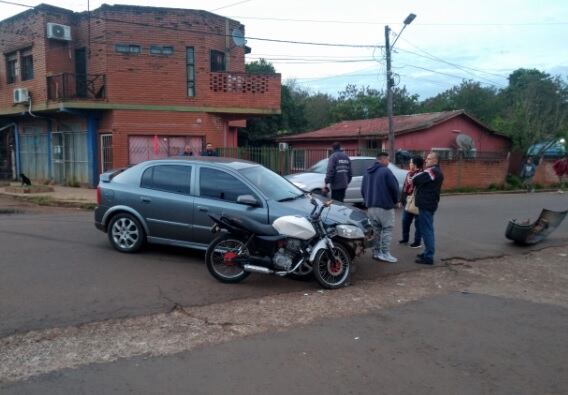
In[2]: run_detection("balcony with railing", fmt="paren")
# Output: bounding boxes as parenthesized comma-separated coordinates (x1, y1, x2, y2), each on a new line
(47, 73, 106, 101)
(208, 72, 281, 110)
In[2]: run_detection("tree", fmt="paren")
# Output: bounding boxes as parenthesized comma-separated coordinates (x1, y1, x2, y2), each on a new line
(420, 80, 499, 124)
(303, 92, 335, 131)
(495, 69, 568, 157)
(330, 85, 385, 121)
(245, 58, 276, 74)
(392, 86, 420, 116)
(243, 80, 310, 143)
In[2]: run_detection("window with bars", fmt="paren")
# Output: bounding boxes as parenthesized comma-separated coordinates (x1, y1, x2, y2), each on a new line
(150, 45, 174, 56)
(291, 150, 306, 170)
(20, 49, 33, 81)
(6, 52, 17, 84)
(210, 50, 225, 72)
(115, 44, 141, 54)
(187, 47, 195, 97)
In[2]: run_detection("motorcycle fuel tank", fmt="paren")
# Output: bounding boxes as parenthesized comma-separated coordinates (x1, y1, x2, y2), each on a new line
(272, 215, 316, 240)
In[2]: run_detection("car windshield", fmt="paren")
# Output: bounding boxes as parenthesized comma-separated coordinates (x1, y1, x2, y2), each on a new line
(308, 159, 329, 174)
(240, 165, 304, 202)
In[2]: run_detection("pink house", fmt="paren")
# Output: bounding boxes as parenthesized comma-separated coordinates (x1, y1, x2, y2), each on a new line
(278, 110, 511, 159)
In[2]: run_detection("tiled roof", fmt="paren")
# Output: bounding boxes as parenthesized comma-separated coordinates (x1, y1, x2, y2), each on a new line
(279, 110, 494, 141)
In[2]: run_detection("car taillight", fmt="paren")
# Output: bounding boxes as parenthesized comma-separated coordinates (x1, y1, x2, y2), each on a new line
(96, 186, 102, 205)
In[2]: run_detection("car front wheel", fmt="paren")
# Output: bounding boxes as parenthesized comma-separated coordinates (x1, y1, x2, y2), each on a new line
(108, 213, 145, 253)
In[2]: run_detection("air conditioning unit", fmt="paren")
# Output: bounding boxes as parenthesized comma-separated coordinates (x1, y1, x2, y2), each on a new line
(278, 142, 289, 151)
(47, 23, 72, 41)
(13, 88, 29, 104)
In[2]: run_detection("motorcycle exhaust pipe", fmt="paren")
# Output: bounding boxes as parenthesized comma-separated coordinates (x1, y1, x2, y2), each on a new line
(243, 264, 274, 275)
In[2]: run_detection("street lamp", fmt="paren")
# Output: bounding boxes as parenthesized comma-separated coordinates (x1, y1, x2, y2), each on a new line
(385, 13, 416, 159)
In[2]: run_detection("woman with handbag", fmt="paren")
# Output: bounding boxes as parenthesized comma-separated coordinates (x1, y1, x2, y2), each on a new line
(399, 156, 424, 248)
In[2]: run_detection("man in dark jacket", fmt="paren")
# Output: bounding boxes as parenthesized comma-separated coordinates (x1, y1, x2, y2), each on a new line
(361, 152, 400, 263)
(324, 142, 352, 202)
(201, 143, 218, 157)
(412, 152, 444, 265)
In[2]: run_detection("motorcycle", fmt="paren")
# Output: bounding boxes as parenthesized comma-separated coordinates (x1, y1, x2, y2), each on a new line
(205, 196, 370, 289)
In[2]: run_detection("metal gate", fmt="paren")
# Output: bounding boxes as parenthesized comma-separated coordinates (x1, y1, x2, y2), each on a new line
(100, 134, 113, 172)
(19, 129, 49, 180)
(128, 135, 203, 165)
(52, 131, 88, 185)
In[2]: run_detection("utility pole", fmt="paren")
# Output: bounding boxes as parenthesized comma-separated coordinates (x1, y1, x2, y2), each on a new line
(385, 25, 394, 159)
(384, 13, 416, 160)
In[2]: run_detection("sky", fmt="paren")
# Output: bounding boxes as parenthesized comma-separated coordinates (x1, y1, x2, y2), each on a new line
(1, 0, 567, 99)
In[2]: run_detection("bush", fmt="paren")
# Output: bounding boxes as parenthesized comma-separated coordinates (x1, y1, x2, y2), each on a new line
(506, 173, 523, 189)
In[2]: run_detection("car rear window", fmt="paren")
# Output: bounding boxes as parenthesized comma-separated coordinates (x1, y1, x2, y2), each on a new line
(140, 165, 191, 194)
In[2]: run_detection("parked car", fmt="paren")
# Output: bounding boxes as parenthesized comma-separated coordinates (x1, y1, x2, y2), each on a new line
(285, 156, 408, 204)
(95, 157, 371, 254)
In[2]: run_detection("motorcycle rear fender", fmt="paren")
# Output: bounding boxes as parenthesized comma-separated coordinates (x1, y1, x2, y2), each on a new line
(309, 238, 334, 263)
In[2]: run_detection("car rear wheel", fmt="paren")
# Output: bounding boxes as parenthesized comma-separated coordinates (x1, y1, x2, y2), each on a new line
(108, 213, 145, 253)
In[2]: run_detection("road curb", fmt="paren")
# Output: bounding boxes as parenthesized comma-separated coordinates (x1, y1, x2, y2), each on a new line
(0, 192, 96, 210)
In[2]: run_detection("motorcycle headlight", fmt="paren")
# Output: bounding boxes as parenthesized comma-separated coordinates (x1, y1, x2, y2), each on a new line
(335, 224, 365, 239)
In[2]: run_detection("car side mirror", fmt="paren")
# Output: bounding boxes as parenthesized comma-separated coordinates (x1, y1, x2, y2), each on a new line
(237, 194, 259, 207)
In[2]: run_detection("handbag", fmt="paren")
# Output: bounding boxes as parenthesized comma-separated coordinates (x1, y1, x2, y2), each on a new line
(405, 190, 419, 215)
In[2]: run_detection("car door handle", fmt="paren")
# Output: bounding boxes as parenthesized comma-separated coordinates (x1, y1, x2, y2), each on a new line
(140, 197, 152, 204)
(197, 206, 209, 212)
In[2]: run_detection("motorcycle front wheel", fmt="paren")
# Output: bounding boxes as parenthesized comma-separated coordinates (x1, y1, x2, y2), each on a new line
(205, 234, 250, 283)
(313, 243, 351, 289)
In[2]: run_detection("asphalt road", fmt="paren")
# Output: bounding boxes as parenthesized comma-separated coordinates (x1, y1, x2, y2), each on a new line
(4, 293, 567, 394)
(0, 192, 566, 337)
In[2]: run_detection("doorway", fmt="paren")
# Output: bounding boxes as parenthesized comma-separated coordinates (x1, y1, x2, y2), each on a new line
(75, 48, 87, 98)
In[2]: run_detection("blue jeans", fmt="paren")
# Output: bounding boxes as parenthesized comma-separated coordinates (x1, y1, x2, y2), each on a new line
(418, 209, 435, 262)
(402, 210, 421, 244)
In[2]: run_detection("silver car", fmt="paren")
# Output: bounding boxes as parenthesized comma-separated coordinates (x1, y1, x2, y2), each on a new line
(94, 157, 371, 253)
(285, 156, 408, 204)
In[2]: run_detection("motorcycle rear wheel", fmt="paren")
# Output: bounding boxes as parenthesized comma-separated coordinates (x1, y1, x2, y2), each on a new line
(313, 244, 351, 289)
(205, 234, 250, 283)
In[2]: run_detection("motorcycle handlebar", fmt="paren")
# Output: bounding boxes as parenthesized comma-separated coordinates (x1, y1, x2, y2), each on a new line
(309, 194, 333, 220)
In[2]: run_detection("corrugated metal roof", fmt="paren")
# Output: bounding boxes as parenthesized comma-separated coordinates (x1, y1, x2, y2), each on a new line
(279, 110, 499, 141)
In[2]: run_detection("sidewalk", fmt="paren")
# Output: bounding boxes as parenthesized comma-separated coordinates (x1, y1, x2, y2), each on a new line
(0, 184, 96, 209)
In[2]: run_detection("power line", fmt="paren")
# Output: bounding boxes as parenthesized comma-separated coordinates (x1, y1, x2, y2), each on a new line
(395, 49, 506, 88)
(396, 37, 509, 80)
(247, 56, 378, 64)
(0, 0, 33, 8)
(251, 53, 378, 59)
(228, 14, 568, 26)
(210, 0, 253, 12)
(294, 66, 380, 84)
(0, 3, 381, 48)
(395, 64, 504, 88)
(98, 16, 381, 48)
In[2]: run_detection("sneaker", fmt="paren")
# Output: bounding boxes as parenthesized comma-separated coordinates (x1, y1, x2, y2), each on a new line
(381, 252, 398, 263)
(409, 241, 423, 248)
(398, 239, 409, 244)
(416, 253, 424, 259)
(372, 251, 384, 261)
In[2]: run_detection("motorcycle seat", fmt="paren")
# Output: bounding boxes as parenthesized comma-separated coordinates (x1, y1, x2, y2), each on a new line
(224, 215, 279, 236)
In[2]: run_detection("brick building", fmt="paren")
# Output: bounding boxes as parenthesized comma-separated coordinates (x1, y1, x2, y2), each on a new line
(278, 110, 511, 159)
(0, 4, 281, 185)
